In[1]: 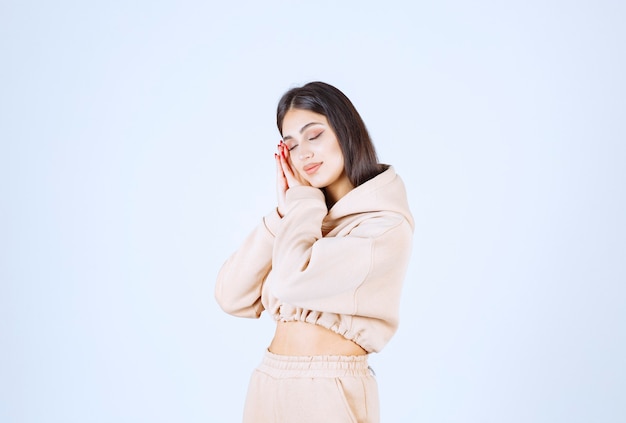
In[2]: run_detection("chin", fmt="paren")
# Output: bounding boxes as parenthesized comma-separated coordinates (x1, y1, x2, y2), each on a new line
(307, 177, 331, 189)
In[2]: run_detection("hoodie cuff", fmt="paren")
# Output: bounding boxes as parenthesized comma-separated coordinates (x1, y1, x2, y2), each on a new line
(263, 208, 282, 237)
(285, 186, 326, 205)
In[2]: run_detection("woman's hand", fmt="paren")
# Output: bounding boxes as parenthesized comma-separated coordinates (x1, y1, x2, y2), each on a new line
(275, 141, 309, 216)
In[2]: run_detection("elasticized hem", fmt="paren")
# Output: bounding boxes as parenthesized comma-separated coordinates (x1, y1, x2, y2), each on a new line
(257, 350, 371, 379)
(272, 313, 374, 354)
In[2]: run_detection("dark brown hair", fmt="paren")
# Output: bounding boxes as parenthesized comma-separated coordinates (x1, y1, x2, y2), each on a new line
(276, 81, 386, 187)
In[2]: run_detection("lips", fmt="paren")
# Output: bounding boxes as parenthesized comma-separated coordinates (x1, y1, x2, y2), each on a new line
(303, 162, 322, 175)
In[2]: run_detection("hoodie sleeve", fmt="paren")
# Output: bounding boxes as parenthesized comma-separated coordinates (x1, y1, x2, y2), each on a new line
(214, 209, 281, 318)
(271, 186, 413, 319)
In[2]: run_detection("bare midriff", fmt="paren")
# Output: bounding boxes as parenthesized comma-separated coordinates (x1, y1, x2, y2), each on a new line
(268, 321, 367, 356)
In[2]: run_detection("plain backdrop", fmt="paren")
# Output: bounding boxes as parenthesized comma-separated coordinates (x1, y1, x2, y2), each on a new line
(1, 0, 625, 422)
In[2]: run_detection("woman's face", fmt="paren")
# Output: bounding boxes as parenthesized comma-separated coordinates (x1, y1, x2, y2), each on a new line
(281, 108, 354, 200)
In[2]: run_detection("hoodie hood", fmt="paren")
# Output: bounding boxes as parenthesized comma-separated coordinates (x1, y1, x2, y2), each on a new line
(323, 165, 414, 232)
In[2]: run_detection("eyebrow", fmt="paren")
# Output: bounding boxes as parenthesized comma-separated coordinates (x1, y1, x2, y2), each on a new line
(282, 122, 324, 141)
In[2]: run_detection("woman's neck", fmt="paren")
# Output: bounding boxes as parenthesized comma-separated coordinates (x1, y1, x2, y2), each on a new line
(324, 174, 354, 209)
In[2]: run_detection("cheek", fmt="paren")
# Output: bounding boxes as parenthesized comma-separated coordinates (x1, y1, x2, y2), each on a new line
(291, 160, 307, 177)
(289, 155, 300, 167)
(332, 149, 345, 169)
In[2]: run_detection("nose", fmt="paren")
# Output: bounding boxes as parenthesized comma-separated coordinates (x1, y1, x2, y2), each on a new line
(298, 147, 313, 161)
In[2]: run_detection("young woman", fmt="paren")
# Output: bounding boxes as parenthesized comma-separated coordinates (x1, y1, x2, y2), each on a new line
(215, 81, 414, 423)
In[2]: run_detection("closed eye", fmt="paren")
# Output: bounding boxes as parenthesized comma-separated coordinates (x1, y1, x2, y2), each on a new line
(308, 131, 324, 141)
(288, 144, 298, 151)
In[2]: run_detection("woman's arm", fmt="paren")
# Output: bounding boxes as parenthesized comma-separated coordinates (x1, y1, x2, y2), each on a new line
(214, 141, 297, 317)
(214, 209, 281, 318)
(270, 186, 413, 319)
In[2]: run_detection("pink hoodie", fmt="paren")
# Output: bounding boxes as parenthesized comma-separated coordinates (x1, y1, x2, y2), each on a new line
(215, 166, 414, 353)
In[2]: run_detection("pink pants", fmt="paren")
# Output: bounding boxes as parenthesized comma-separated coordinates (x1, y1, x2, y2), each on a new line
(242, 350, 380, 423)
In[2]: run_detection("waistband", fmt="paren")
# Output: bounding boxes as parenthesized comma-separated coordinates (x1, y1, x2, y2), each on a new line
(257, 350, 372, 378)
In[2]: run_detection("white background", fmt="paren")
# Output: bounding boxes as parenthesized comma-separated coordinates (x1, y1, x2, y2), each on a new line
(1, 0, 625, 422)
